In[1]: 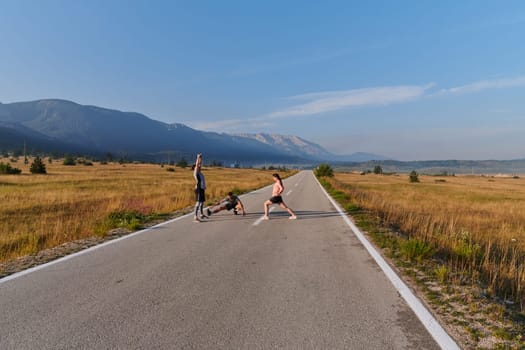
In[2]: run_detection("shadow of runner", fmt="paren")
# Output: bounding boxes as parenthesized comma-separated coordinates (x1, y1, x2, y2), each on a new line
(201, 212, 262, 222)
(204, 210, 341, 222)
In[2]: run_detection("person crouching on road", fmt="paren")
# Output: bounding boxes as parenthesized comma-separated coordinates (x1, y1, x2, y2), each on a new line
(207, 192, 246, 217)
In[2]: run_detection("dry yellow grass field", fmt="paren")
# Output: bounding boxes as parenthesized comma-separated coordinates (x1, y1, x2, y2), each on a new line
(327, 172, 525, 308)
(0, 157, 286, 264)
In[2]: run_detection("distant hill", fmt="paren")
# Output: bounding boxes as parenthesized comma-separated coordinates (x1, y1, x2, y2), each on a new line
(330, 152, 391, 162)
(336, 159, 525, 175)
(0, 99, 350, 163)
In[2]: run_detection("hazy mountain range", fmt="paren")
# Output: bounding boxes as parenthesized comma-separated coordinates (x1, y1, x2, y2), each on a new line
(336, 159, 525, 175)
(1, 99, 524, 173)
(0, 99, 386, 164)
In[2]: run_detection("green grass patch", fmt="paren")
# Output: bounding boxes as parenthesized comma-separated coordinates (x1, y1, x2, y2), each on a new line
(345, 203, 361, 213)
(465, 325, 483, 342)
(492, 326, 513, 340)
(108, 210, 144, 230)
(331, 190, 350, 202)
(435, 264, 450, 284)
(400, 238, 435, 262)
(94, 210, 163, 235)
(425, 289, 442, 305)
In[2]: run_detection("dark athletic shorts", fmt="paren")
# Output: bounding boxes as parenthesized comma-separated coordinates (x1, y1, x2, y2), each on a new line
(225, 201, 235, 210)
(195, 188, 205, 202)
(269, 195, 283, 204)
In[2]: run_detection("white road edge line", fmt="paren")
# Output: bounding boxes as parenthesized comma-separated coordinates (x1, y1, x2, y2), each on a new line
(286, 190, 292, 195)
(252, 207, 275, 226)
(315, 176, 460, 350)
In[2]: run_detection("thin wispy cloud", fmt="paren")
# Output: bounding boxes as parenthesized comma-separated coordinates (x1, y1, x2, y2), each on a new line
(190, 84, 434, 130)
(438, 76, 525, 95)
(189, 75, 525, 133)
(230, 44, 389, 77)
(267, 84, 434, 118)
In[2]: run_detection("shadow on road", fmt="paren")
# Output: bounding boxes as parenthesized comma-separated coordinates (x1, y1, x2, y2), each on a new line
(202, 210, 342, 222)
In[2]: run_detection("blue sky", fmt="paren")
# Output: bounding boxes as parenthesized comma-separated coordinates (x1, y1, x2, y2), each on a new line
(1, 1, 524, 160)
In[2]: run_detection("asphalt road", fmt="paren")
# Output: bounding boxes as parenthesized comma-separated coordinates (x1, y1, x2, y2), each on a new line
(0, 171, 448, 349)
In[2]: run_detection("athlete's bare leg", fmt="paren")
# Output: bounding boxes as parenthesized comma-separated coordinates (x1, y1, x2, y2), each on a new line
(263, 200, 271, 219)
(279, 202, 297, 219)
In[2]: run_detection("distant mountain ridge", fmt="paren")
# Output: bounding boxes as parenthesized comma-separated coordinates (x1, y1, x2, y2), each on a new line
(329, 152, 391, 162)
(234, 133, 333, 159)
(1, 99, 523, 172)
(337, 159, 525, 174)
(0, 99, 379, 163)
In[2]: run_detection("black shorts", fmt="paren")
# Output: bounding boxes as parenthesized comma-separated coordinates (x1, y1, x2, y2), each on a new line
(225, 201, 235, 210)
(269, 195, 283, 204)
(195, 188, 205, 202)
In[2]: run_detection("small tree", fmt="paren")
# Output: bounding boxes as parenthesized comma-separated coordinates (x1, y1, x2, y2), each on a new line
(30, 156, 47, 174)
(0, 162, 22, 174)
(373, 165, 383, 174)
(63, 155, 76, 166)
(315, 163, 334, 177)
(409, 170, 420, 183)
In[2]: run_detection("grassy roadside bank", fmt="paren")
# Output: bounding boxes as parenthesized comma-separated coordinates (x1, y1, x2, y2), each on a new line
(318, 173, 525, 349)
(0, 158, 293, 266)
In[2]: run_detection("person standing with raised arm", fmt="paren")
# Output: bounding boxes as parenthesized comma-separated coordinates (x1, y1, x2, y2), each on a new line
(193, 153, 207, 222)
(263, 173, 297, 220)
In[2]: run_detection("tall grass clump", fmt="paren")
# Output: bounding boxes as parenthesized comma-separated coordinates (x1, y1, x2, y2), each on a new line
(435, 265, 450, 284)
(400, 238, 434, 262)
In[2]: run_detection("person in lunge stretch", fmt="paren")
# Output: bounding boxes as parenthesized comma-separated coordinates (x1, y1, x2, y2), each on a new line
(263, 173, 297, 220)
(193, 153, 207, 222)
(207, 192, 246, 216)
